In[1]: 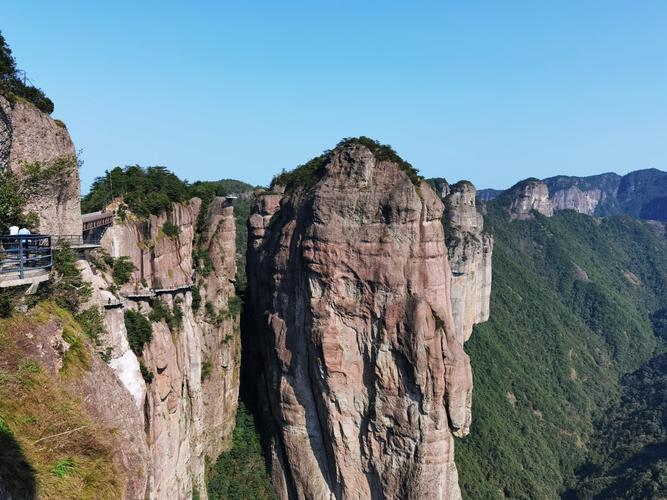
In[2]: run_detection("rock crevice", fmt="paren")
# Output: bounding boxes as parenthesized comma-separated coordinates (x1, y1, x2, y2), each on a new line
(248, 142, 481, 499)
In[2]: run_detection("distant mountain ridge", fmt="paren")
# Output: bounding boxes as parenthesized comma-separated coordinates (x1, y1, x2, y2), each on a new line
(478, 168, 667, 221)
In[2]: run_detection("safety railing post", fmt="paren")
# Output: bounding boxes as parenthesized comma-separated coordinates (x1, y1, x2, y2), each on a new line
(18, 238, 24, 279)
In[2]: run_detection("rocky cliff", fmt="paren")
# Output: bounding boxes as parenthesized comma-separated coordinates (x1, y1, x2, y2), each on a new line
(247, 140, 477, 499)
(79, 198, 240, 499)
(485, 169, 667, 222)
(506, 179, 554, 219)
(443, 182, 493, 342)
(0, 95, 81, 235)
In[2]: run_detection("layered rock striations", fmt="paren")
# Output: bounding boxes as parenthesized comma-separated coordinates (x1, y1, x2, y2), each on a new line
(80, 198, 240, 499)
(0, 95, 81, 235)
(507, 179, 554, 219)
(544, 173, 621, 216)
(443, 182, 493, 342)
(248, 141, 477, 499)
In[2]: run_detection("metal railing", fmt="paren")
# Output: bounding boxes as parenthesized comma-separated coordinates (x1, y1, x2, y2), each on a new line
(0, 235, 52, 280)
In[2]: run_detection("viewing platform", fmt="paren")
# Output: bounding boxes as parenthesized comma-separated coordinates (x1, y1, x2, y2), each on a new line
(0, 235, 52, 289)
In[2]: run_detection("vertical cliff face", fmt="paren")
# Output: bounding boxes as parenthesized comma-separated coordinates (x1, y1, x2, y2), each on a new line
(507, 179, 554, 219)
(248, 142, 475, 499)
(0, 95, 81, 235)
(80, 198, 240, 499)
(549, 186, 603, 215)
(443, 182, 493, 342)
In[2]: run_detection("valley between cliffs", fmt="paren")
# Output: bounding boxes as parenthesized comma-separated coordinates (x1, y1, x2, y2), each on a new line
(1, 109, 492, 500)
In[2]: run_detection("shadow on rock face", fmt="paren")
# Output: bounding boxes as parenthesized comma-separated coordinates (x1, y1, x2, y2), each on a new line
(0, 426, 37, 500)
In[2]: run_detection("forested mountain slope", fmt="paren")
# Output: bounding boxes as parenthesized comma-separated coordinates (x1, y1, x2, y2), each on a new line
(455, 203, 667, 499)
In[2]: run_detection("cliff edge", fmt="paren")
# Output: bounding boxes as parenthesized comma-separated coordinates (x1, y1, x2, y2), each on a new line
(247, 140, 475, 499)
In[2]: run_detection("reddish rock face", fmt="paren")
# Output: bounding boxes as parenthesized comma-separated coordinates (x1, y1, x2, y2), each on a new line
(88, 198, 240, 499)
(248, 142, 473, 499)
(444, 182, 493, 342)
(0, 95, 82, 236)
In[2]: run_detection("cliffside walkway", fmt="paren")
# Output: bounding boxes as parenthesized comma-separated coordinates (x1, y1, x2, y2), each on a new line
(0, 235, 52, 289)
(82, 211, 114, 232)
(120, 283, 193, 302)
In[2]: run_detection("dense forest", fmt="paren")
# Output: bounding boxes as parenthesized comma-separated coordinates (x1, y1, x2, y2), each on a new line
(456, 201, 667, 499)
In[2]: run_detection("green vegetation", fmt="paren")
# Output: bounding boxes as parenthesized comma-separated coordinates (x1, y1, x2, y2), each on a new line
(207, 402, 276, 500)
(0, 31, 54, 113)
(162, 220, 180, 238)
(455, 204, 667, 498)
(82, 166, 255, 220)
(189, 178, 254, 289)
(148, 298, 183, 333)
(75, 307, 105, 347)
(111, 256, 135, 285)
(271, 152, 329, 192)
(191, 286, 202, 311)
(61, 325, 91, 379)
(19, 156, 80, 196)
(0, 303, 122, 499)
(566, 353, 667, 499)
(82, 165, 191, 216)
(201, 360, 213, 382)
(51, 458, 76, 479)
(124, 309, 153, 355)
(270, 136, 422, 193)
(227, 296, 242, 318)
(0, 169, 39, 233)
(41, 244, 92, 313)
(337, 136, 422, 185)
(140, 362, 154, 384)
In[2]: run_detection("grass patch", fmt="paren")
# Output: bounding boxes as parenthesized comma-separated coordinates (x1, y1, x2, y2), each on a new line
(0, 305, 123, 499)
(51, 458, 76, 478)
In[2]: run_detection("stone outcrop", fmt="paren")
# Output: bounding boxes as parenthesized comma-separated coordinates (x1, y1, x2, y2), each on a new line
(81, 198, 240, 499)
(507, 179, 554, 219)
(549, 186, 603, 215)
(0, 95, 81, 236)
(443, 182, 493, 342)
(543, 173, 622, 216)
(248, 141, 476, 499)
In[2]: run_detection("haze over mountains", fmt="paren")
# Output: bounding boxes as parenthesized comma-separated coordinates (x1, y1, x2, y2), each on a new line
(479, 168, 667, 222)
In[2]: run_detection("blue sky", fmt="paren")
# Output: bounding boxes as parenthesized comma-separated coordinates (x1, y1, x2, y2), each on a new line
(3, 1, 666, 192)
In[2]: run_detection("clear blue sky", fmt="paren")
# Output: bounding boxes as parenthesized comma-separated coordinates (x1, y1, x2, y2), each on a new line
(3, 1, 666, 192)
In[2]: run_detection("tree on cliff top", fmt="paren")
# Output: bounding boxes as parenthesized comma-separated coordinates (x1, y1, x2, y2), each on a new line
(0, 31, 54, 114)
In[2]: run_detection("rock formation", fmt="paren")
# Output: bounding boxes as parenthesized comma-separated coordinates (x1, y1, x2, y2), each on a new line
(443, 181, 493, 342)
(80, 198, 240, 499)
(248, 140, 476, 499)
(0, 95, 81, 236)
(544, 173, 621, 216)
(549, 186, 603, 215)
(507, 179, 554, 219)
